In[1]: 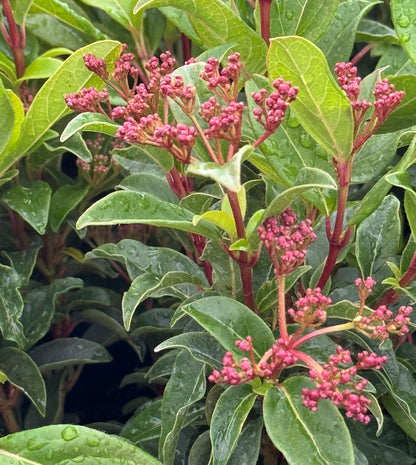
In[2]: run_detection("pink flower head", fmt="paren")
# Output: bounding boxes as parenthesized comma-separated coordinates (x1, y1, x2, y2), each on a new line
(288, 287, 331, 327)
(83, 53, 108, 80)
(64, 87, 109, 113)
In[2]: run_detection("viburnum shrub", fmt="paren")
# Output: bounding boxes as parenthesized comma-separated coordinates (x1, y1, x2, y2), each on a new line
(2, 1, 416, 465)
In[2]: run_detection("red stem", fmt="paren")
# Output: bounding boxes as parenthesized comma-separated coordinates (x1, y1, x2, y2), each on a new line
(350, 44, 373, 66)
(258, 0, 272, 44)
(181, 33, 192, 63)
(1, 0, 25, 78)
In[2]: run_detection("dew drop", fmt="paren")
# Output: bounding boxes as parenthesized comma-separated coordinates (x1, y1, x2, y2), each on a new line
(46, 450, 53, 460)
(73, 447, 80, 454)
(86, 438, 100, 447)
(401, 32, 410, 42)
(299, 134, 313, 149)
(397, 14, 410, 28)
(287, 116, 300, 128)
(73, 456, 86, 463)
(27, 439, 48, 451)
(61, 426, 79, 441)
(285, 10, 294, 20)
(410, 8, 415, 15)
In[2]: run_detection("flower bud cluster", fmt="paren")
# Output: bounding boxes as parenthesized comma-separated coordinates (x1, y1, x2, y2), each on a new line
(355, 276, 376, 302)
(83, 53, 108, 81)
(302, 346, 387, 423)
(64, 87, 110, 114)
(354, 304, 412, 340)
(334, 62, 404, 147)
(203, 100, 245, 142)
(258, 208, 316, 276)
(288, 287, 331, 327)
(208, 336, 299, 385)
(112, 44, 140, 85)
(160, 74, 197, 114)
(252, 78, 299, 133)
(200, 53, 242, 101)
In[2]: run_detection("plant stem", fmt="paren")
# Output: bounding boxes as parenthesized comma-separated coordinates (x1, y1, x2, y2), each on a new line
(181, 33, 191, 63)
(376, 249, 416, 307)
(317, 158, 353, 290)
(0, 385, 19, 433)
(258, 0, 272, 44)
(350, 44, 373, 66)
(291, 322, 354, 349)
(1, 0, 25, 78)
(276, 275, 288, 340)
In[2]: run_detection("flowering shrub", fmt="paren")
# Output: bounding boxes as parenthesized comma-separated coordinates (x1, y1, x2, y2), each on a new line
(1, 1, 416, 465)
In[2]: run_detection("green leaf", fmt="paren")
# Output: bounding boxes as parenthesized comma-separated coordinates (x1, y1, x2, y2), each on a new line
(80, 0, 140, 29)
(123, 271, 204, 330)
(349, 132, 416, 225)
(156, 331, 225, 369)
(29, 338, 112, 371)
(85, 239, 209, 282)
(0, 424, 163, 464)
(263, 167, 337, 219)
(179, 296, 275, 359)
(268, 36, 354, 159)
(356, 195, 401, 278)
(356, 18, 399, 44)
(159, 350, 206, 465)
(30, 0, 106, 40)
(76, 191, 222, 241)
(264, 378, 354, 465)
(60, 112, 120, 141)
(1, 90, 25, 157)
(210, 384, 257, 465)
(187, 145, 254, 192)
(3, 40, 122, 176)
(268, 0, 338, 42)
(0, 265, 25, 346)
(0, 79, 16, 157)
(49, 184, 89, 232)
(134, 0, 267, 76)
(391, 0, 416, 61)
(10, 0, 33, 24)
(121, 399, 163, 443)
(21, 277, 84, 349)
(193, 211, 237, 240)
(17, 56, 62, 83)
(118, 173, 179, 204)
(316, 0, 379, 69)
(228, 417, 263, 465)
(0, 347, 46, 416)
(2, 180, 51, 234)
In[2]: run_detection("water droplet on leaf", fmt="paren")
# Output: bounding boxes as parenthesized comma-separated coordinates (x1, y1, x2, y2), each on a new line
(401, 32, 410, 42)
(397, 15, 410, 27)
(27, 439, 48, 451)
(299, 134, 313, 149)
(61, 426, 79, 441)
(73, 456, 86, 463)
(285, 10, 294, 20)
(287, 116, 300, 128)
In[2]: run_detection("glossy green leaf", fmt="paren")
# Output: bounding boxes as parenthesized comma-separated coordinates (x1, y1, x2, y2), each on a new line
(2, 180, 51, 234)
(317, 0, 379, 69)
(264, 378, 354, 465)
(123, 271, 204, 330)
(0, 424, 163, 464)
(269, 0, 338, 42)
(268, 36, 354, 159)
(0, 265, 25, 346)
(0, 79, 16, 157)
(356, 195, 401, 278)
(210, 384, 257, 465)
(121, 399, 163, 443)
(159, 350, 206, 465)
(77, 191, 222, 241)
(377, 45, 416, 77)
(263, 167, 337, 219)
(85, 239, 208, 282)
(60, 112, 119, 141)
(0, 347, 46, 416)
(349, 132, 416, 225)
(392, 0, 416, 61)
(1, 90, 24, 158)
(80, 0, 140, 29)
(228, 417, 263, 465)
(118, 174, 179, 204)
(134, 0, 267, 76)
(187, 145, 254, 192)
(49, 184, 89, 232)
(156, 331, 225, 369)
(3, 40, 122, 176)
(356, 19, 399, 44)
(29, 337, 112, 371)
(0, 51, 16, 87)
(193, 211, 237, 240)
(17, 56, 62, 83)
(179, 296, 275, 359)
(21, 277, 84, 349)
(30, 0, 106, 40)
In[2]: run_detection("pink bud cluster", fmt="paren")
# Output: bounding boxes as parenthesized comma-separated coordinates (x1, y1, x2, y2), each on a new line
(208, 336, 299, 385)
(83, 53, 108, 81)
(258, 208, 316, 276)
(334, 62, 404, 148)
(355, 276, 376, 302)
(203, 100, 245, 142)
(116, 114, 196, 163)
(112, 45, 140, 83)
(200, 53, 242, 101)
(252, 78, 299, 133)
(160, 74, 197, 114)
(302, 346, 387, 423)
(288, 287, 332, 327)
(355, 304, 412, 340)
(64, 87, 110, 114)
